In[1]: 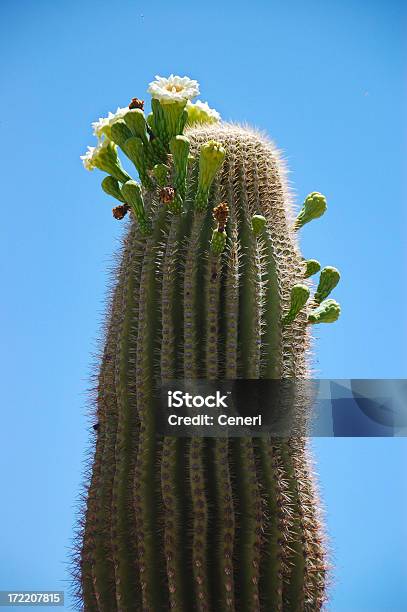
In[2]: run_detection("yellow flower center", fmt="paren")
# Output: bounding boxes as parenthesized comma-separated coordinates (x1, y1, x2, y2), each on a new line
(166, 84, 184, 93)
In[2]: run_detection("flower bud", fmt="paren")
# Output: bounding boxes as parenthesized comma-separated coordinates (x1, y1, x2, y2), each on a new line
(251, 214, 266, 236)
(303, 259, 321, 278)
(314, 266, 340, 303)
(120, 180, 152, 235)
(101, 176, 125, 202)
(308, 299, 341, 324)
(210, 229, 227, 255)
(283, 284, 310, 325)
(195, 141, 226, 212)
(294, 192, 327, 230)
(80, 140, 131, 183)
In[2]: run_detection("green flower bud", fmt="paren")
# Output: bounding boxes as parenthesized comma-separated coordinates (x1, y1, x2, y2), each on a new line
(295, 192, 327, 230)
(123, 109, 148, 143)
(308, 299, 341, 324)
(251, 214, 267, 236)
(314, 266, 340, 304)
(123, 137, 154, 191)
(303, 259, 321, 278)
(120, 180, 152, 235)
(169, 135, 190, 202)
(195, 141, 226, 212)
(161, 100, 188, 141)
(283, 284, 311, 325)
(80, 140, 131, 183)
(101, 176, 125, 202)
(110, 120, 133, 148)
(152, 163, 169, 187)
(210, 229, 227, 255)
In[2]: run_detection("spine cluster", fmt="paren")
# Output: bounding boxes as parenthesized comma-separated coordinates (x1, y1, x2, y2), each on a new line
(76, 75, 341, 611)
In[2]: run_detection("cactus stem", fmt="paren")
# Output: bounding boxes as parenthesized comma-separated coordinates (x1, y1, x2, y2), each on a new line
(111, 231, 145, 609)
(134, 207, 168, 610)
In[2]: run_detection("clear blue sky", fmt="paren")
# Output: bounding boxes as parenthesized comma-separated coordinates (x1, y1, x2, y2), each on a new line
(0, 1, 406, 610)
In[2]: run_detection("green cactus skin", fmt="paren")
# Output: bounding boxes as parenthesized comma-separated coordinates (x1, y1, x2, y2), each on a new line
(308, 298, 341, 323)
(314, 266, 340, 304)
(303, 258, 321, 278)
(78, 123, 329, 612)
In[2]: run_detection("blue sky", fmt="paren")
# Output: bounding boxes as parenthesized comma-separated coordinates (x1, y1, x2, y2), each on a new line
(0, 0, 406, 610)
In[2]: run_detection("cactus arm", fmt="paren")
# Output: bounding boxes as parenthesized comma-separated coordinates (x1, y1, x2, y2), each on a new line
(133, 207, 169, 610)
(111, 232, 145, 609)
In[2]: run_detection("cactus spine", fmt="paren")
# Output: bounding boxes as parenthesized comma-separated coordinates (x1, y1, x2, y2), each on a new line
(77, 75, 342, 611)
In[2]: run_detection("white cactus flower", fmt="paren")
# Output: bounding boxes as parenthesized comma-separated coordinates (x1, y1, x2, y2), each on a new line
(186, 100, 221, 125)
(92, 107, 131, 138)
(80, 145, 98, 170)
(80, 139, 110, 170)
(148, 74, 200, 104)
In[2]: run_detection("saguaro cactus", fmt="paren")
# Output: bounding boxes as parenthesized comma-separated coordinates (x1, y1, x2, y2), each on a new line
(76, 74, 341, 611)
